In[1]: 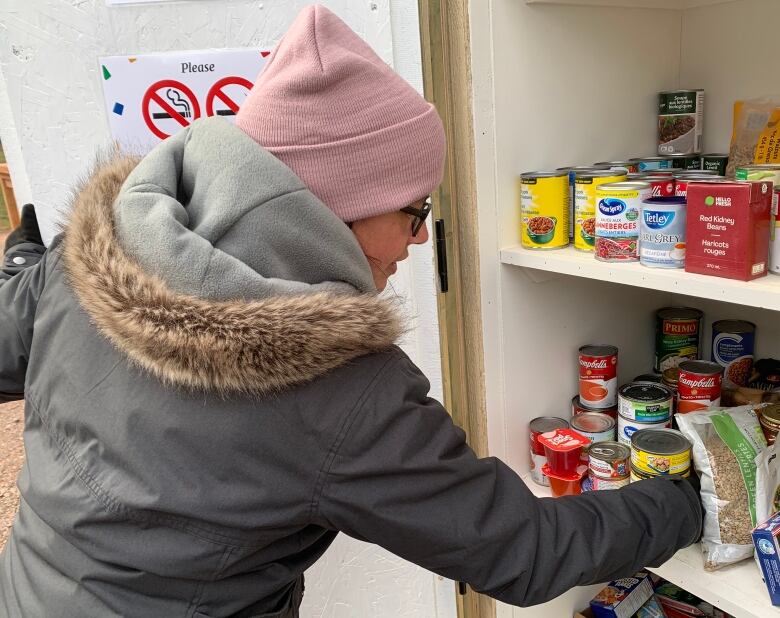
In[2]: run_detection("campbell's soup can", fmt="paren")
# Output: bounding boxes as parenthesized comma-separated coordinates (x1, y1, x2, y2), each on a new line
(654, 307, 703, 372)
(677, 360, 723, 414)
(574, 169, 627, 252)
(519, 171, 570, 250)
(642, 175, 676, 197)
(594, 181, 650, 262)
(529, 416, 569, 486)
(674, 174, 726, 197)
(578, 345, 618, 409)
(711, 320, 756, 388)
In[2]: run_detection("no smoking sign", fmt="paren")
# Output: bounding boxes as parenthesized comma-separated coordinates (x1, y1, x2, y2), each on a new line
(100, 49, 270, 153)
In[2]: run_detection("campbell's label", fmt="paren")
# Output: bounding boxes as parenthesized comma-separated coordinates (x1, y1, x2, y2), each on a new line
(677, 362, 723, 414)
(579, 351, 618, 409)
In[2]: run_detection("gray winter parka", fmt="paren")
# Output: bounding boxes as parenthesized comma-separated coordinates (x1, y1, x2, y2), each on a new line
(0, 118, 702, 617)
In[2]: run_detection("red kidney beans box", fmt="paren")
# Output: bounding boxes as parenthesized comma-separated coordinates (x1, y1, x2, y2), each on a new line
(685, 180, 773, 281)
(589, 571, 654, 618)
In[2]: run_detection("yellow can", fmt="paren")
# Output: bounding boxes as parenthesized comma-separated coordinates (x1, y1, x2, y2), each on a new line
(630, 428, 691, 476)
(519, 171, 570, 250)
(574, 169, 627, 251)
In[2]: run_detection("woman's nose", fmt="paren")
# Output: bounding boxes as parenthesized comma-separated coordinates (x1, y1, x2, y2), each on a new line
(411, 221, 430, 245)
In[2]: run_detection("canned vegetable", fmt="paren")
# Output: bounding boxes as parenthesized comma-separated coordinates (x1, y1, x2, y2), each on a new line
(702, 153, 728, 176)
(654, 307, 703, 372)
(630, 428, 691, 476)
(519, 171, 570, 250)
(711, 320, 756, 388)
(618, 382, 674, 423)
(658, 89, 704, 155)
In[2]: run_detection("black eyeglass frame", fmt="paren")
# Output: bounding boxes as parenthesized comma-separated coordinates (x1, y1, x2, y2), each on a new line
(400, 197, 432, 237)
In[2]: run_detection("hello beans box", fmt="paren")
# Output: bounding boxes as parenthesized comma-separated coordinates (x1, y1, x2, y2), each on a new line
(685, 180, 773, 281)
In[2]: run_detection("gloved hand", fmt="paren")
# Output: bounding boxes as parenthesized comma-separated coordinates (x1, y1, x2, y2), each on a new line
(1, 204, 46, 286)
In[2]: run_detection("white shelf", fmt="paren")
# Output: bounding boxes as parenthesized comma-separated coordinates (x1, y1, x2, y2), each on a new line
(501, 245, 780, 312)
(522, 475, 779, 618)
(525, 0, 738, 9)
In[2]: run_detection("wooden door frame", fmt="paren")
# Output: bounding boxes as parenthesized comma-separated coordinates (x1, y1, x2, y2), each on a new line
(417, 2, 494, 618)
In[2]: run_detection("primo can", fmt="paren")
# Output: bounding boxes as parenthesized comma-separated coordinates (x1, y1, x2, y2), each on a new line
(654, 307, 703, 372)
(519, 171, 570, 250)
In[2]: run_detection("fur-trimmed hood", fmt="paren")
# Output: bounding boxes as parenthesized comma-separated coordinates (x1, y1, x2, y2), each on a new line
(61, 134, 403, 395)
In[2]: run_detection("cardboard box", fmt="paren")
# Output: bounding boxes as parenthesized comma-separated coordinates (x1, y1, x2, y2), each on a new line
(685, 180, 772, 281)
(654, 581, 732, 617)
(588, 571, 654, 618)
(752, 511, 780, 606)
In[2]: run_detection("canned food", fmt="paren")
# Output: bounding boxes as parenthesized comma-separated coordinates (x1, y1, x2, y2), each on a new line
(618, 414, 672, 447)
(595, 181, 650, 262)
(579, 345, 618, 409)
(654, 307, 703, 372)
(759, 404, 780, 445)
(630, 463, 689, 482)
(702, 153, 729, 176)
(570, 412, 616, 445)
(636, 156, 674, 172)
(677, 360, 723, 414)
(631, 428, 691, 476)
(529, 416, 569, 486)
(711, 320, 756, 388)
(673, 168, 719, 177)
(594, 161, 638, 173)
(572, 395, 617, 418)
(641, 175, 676, 197)
(519, 171, 570, 250)
(668, 153, 702, 170)
(574, 170, 628, 251)
(618, 382, 674, 423)
(674, 174, 726, 197)
(634, 373, 663, 384)
(590, 474, 630, 490)
(640, 196, 687, 269)
(588, 441, 630, 478)
(658, 89, 704, 155)
(662, 367, 680, 414)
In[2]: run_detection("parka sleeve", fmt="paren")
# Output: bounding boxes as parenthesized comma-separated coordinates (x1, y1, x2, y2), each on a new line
(0, 243, 51, 403)
(315, 351, 702, 608)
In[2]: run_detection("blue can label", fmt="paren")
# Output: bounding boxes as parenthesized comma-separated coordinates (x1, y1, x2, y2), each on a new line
(640, 202, 687, 268)
(712, 324, 755, 388)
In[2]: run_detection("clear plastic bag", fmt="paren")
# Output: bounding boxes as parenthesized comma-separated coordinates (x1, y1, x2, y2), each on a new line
(676, 405, 768, 570)
(726, 96, 780, 177)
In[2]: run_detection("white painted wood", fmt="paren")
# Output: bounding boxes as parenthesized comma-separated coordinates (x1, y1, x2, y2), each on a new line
(525, 0, 738, 9)
(501, 246, 780, 312)
(470, 0, 780, 614)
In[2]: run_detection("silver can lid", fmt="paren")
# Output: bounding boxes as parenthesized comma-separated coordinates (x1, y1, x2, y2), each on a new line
(631, 428, 691, 456)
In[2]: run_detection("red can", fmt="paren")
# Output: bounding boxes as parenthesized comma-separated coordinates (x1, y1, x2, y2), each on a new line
(579, 345, 618, 409)
(529, 416, 569, 486)
(642, 175, 676, 197)
(572, 395, 618, 418)
(674, 174, 726, 198)
(677, 360, 724, 414)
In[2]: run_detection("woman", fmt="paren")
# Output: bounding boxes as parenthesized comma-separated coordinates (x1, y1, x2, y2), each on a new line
(0, 5, 701, 617)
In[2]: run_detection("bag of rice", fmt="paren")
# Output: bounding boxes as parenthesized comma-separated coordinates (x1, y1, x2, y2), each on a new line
(677, 405, 768, 570)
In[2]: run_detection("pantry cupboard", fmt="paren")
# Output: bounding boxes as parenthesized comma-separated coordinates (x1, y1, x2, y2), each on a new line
(451, 0, 780, 616)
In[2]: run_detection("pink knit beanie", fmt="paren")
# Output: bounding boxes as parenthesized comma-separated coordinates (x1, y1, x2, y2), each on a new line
(235, 5, 446, 222)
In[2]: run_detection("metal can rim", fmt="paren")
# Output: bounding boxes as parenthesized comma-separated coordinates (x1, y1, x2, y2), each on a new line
(520, 170, 569, 180)
(571, 412, 616, 433)
(656, 306, 704, 321)
(529, 416, 569, 434)
(579, 344, 618, 357)
(596, 181, 651, 192)
(618, 382, 674, 403)
(712, 319, 757, 334)
(588, 441, 630, 461)
(678, 360, 725, 376)
(631, 428, 691, 456)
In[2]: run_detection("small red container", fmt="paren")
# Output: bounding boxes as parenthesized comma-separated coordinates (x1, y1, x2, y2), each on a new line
(538, 428, 590, 475)
(542, 464, 587, 497)
(677, 360, 724, 414)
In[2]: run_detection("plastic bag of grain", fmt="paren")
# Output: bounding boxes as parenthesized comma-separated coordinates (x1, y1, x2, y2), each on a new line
(726, 97, 780, 177)
(677, 405, 768, 570)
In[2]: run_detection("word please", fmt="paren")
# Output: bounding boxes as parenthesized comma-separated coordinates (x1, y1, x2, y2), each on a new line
(181, 62, 215, 73)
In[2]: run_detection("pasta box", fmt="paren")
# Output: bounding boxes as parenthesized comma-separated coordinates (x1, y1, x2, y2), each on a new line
(752, 511, 780, 606)
(685, 180, 772, 281)
(588, 571, 654, 618)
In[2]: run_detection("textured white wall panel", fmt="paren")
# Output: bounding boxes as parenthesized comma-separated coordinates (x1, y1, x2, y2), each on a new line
(0, 1, 454, 616)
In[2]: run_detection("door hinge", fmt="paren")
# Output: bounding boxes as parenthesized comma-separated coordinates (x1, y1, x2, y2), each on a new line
(435, 218, 448, 293)
(458, 581, 468, 595)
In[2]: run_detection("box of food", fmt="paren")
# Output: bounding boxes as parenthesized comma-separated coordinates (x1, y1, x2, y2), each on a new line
(685, 180, 772, 281)
(752, 511, 780, 606)
(654, 581, 733, 617)
(636, 595, 668, 618)
(588, 571, 654, 618)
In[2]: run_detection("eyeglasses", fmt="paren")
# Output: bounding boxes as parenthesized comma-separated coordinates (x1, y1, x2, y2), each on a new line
(400, 197, 432, 237)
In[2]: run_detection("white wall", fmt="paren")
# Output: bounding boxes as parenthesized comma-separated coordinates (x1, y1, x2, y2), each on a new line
(0, 1, 453, 616)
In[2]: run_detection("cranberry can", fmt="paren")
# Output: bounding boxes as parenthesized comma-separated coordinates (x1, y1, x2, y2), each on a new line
(677, 360, 724, 414)
(529, 416, 569, 486)
(579, 345, 618, 409)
